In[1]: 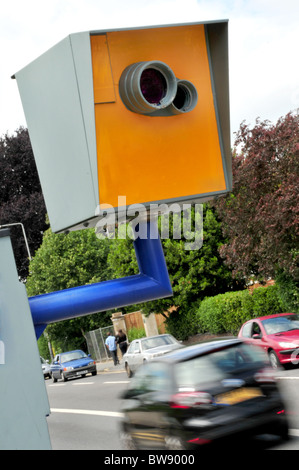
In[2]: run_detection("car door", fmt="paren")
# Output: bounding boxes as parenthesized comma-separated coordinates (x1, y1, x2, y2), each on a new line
(241, 320, 268, 353)
(128, 340, 143, 372)
(123, 362, 172, 448)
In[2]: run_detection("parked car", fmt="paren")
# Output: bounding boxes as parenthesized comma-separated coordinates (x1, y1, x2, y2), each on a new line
(120, 338, 289, 450)
(238, 313, 299, 369)
(51, 349, 97, 382)
(41, 356, 51, 379)
(123, 334, 183, 377)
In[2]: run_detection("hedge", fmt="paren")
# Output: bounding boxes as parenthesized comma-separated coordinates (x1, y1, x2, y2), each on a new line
(196, 285, 285, 335)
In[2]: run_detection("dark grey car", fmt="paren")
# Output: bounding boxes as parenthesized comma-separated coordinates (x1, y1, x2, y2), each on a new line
(120, 338, 289, 450)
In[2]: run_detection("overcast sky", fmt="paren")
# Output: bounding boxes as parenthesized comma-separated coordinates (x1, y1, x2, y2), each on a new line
(1, 0, 298, 142)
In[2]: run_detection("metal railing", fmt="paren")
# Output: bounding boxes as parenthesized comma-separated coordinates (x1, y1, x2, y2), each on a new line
(85, 325, 114, 362)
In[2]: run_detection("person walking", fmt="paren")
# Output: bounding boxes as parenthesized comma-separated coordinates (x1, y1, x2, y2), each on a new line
(116, 329, 128, 357)
(105, 332, 119, 366)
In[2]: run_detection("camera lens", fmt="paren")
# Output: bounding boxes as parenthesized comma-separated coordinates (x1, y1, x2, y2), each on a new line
(140, 68, 167, 104)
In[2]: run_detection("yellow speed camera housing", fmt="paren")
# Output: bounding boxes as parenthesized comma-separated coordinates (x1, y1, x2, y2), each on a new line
(14, 21, 231, 233)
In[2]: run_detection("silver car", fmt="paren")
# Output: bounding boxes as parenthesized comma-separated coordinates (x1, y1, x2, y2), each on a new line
(41, 356, 51, 379)
(123, 334, 183, 377)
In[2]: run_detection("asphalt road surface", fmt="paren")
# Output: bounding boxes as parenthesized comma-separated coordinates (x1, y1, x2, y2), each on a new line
(45, 363, 299, 451)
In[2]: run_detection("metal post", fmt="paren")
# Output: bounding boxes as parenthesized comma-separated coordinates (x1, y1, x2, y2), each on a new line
(0, 223, 32, 260)
(29, 220, 173, 339)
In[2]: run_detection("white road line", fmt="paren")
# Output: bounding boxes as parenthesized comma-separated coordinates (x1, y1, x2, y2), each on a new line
(104, 381, 129, 384)
(49, 408, 299, 437)
(50, 408, 123, 418)
(277, 376, 299, 380)
(49, 408, 299, 439)
(72, 382, 94, 385)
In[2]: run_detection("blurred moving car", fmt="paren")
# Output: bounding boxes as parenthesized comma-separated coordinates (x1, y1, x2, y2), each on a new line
(51, 349, 97, 382)
(120, 338, 289, 450)
(123, 334, 183, 378)
(41, 356, 51, 379)
(238, 313, 299, 369)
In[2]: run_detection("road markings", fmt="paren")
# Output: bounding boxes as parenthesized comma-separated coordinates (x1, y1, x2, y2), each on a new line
(49, 408, 299, 439)
(104, 381, 129, 384)
(72, 382, 94, 385)
(50, 408, 123, 418)
(277, 376, 299, 380)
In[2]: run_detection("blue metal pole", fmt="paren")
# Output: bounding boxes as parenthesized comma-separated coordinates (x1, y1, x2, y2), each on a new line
(29, 220, 172, 339)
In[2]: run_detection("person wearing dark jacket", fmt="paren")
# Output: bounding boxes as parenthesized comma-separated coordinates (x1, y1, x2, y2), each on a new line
(116, 329, 128, 357)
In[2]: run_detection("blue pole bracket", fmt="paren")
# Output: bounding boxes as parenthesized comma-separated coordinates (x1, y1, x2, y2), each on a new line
(29, 221, 173, 339)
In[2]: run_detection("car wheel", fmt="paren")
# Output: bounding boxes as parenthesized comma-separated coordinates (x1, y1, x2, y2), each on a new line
(125, 363, 133, 378)
(61, 371, 67, 382)
(269, 350, 280, 369)
(165, 435, 186, 450)
(92, 370, 97, 376)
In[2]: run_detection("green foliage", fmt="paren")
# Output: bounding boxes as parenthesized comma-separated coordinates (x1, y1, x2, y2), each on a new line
(196, 285, 285, 335)
(107, 204, 244, 319)
(26, 227, 113, 352)
(165, 304, 200, 341)
(37, 334, 51, 361)
(275, 270, 299, 313)
(127, 327, 146, 342)
(26, 227, 111, 295)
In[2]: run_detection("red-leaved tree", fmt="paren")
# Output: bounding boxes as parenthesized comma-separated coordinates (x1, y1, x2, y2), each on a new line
(214, 112, 299, 282)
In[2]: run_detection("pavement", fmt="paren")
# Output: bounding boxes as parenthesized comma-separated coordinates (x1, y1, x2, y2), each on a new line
(96, 358, 126, 374)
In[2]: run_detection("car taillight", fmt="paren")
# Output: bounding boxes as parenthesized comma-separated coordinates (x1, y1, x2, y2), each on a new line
(254, 368, 275, 383)
(171, 391, 212, 409)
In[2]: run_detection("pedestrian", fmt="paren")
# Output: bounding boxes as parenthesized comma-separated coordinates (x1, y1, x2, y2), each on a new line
(105, 332, 119, 366)
(116, 329, 128, 357)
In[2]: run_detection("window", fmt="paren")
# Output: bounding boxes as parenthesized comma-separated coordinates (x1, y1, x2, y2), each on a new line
(128, 362, 172, 395)
(262, 314, 299, 335)
(174, 343, 267, 389)
(242, 322, 252, 338)
(251, 322, 262, 337)
(127, 342, 135, 354)
(60, 351, 87, 363)
(141, 334, 177, 351)
(133, 341, 141, 353)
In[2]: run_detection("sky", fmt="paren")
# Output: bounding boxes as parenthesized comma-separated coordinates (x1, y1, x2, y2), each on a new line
(0, 0, 298, 143)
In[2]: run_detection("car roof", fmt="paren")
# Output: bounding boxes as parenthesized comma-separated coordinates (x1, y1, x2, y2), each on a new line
(245, 313, 295, 323)
(60, 349, 84, 354)
(133, 334, 172, 342)
(157, 337, 241, 364)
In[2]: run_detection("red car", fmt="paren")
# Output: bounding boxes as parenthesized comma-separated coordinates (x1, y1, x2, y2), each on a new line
(238, 313, 299, 369)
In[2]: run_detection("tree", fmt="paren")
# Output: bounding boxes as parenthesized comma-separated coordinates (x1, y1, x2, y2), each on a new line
(213, 112, 299, 284)
(26, 228, 112, 350)
(0, 127, 48, 279)
(107, 205, 244, 336)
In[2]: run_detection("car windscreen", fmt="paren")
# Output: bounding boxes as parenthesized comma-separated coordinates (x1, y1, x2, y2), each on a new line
(262, 314, 299, 334)
(60, 351, 87, 363)
(174, 343, 267, 389)
(142, 335, 177, 351)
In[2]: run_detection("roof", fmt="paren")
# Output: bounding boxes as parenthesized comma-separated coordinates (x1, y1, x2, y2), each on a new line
(245, 313, 295, 322)
(158, 337, 241, 364)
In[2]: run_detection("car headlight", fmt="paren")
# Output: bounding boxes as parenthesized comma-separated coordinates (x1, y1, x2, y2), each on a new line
(278, 342, 299, 349)
(63, 366, 74, 371)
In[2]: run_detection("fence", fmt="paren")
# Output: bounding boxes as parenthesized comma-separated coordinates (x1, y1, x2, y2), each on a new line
(85, 311, 169, 362)
(85, 325, 114, 362)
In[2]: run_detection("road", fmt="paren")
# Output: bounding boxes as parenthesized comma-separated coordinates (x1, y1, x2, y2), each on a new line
(46, 367, 128, 450)
(45, 364, 299, 450)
